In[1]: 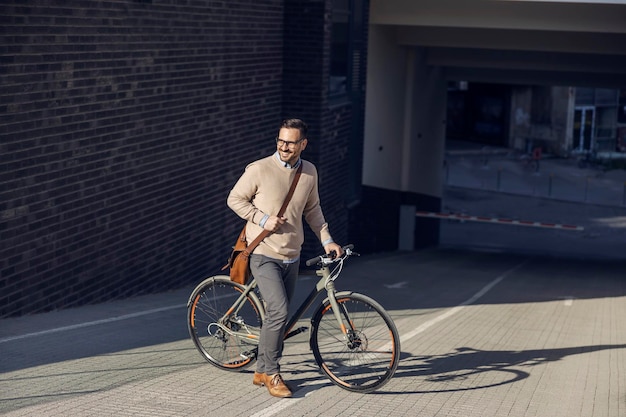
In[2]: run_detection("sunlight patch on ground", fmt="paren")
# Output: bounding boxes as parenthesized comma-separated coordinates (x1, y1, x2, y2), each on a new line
(593, 216, 626, 228)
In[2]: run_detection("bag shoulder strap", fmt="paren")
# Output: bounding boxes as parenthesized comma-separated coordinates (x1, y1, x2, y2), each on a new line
(244, 164, 303, 255)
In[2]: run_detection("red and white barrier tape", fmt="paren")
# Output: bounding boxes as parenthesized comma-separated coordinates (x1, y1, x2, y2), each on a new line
(415, 211, 584, 231)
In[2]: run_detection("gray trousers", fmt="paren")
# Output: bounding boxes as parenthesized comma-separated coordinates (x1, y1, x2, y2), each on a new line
(249, 254, 299, 375)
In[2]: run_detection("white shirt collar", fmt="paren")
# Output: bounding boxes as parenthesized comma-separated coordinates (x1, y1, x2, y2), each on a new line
(274, 152, 301, 169)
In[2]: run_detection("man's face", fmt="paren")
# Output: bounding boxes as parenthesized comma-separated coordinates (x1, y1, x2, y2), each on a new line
(276, 127, 307, 166)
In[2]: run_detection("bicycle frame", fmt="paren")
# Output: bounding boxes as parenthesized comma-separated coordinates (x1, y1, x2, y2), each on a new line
(218, 254, 351, 345)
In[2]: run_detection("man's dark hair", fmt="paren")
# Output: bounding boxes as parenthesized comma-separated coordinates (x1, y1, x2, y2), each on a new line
(280, 118, 308, 139)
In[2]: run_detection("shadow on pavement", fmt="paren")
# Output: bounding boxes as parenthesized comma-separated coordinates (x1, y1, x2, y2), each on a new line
(379, 344, 626, 394)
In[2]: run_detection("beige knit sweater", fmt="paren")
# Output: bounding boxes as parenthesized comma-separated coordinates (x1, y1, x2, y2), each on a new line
(227, 155, 332, 260)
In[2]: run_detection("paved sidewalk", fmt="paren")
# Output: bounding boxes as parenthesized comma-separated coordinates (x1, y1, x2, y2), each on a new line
(445, 141, 626, 207)
(1, 249, 625, 416)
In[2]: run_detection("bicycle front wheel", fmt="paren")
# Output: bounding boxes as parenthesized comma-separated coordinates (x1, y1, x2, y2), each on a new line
(187, 276, 263, 371)
(310, 292, 400, 393)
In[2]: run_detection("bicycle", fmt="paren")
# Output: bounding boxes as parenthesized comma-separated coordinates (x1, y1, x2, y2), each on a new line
(519, 147, 541, 173)
(187, 245, 400, 393)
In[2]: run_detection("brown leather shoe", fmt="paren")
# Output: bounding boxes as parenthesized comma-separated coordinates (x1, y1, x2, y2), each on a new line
(264, 373, 292, 398)
(253, 371, 265, 386)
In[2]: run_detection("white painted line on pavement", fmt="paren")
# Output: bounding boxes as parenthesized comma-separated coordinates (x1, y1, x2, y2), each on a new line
(249, 382, 320, 417)
(384, 281, 408, 289)
(250, 400, 294, 417)
(0, 304, 185, 344)
(399, 258, 530, 344)
(249, 397, 297, 417)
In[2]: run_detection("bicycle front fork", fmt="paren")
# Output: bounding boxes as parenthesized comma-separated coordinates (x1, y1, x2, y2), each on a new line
(325, 280, 353, 340)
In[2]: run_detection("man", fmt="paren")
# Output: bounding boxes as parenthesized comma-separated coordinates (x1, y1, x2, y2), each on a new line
(227, 118, 343, 398)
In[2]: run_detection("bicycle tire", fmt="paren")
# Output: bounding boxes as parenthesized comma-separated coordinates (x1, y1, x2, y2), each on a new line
(310, 291, 400, 393)
(187, 275, 263, 371)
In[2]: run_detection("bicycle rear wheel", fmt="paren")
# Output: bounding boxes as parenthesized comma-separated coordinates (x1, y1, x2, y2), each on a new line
(310, 292, 400, 393)
(187, 276, 263, 371)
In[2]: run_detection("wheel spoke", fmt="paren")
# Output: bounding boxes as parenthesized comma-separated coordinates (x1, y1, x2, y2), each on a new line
(187, 277, 262, 371)
(311, 294, 400, 392)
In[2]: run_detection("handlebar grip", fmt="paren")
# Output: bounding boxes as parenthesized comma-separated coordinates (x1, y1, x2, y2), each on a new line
(305, 244, 355, 266)
(305, 255, 323, 267)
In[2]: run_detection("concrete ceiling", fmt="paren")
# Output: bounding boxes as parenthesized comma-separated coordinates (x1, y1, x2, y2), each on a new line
(370, 0, 626, 87)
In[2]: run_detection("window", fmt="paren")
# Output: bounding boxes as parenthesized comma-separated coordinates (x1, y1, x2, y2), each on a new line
(329, 0, 351, 97)
(329, 0, 365, 99)
(328, 0, 367, 205)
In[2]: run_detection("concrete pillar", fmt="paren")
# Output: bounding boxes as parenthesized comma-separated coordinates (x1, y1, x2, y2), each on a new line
(363, 25, 408, 191)
(401, 47, 447, 198)
(363, 27, 447, 252)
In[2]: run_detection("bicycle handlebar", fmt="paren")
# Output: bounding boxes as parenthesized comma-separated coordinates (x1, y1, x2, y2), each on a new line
(305, 244, 355, 267)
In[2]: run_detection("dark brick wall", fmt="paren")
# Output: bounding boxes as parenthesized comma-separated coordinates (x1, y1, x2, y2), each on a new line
(0, 0, 285, 317)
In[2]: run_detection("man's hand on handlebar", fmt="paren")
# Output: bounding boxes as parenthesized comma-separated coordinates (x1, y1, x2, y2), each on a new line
(305, 244, 355, 266)
(324, 242, 344, 260)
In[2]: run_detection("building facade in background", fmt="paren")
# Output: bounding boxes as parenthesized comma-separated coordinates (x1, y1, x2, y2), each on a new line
(449, 83, 626, 160)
